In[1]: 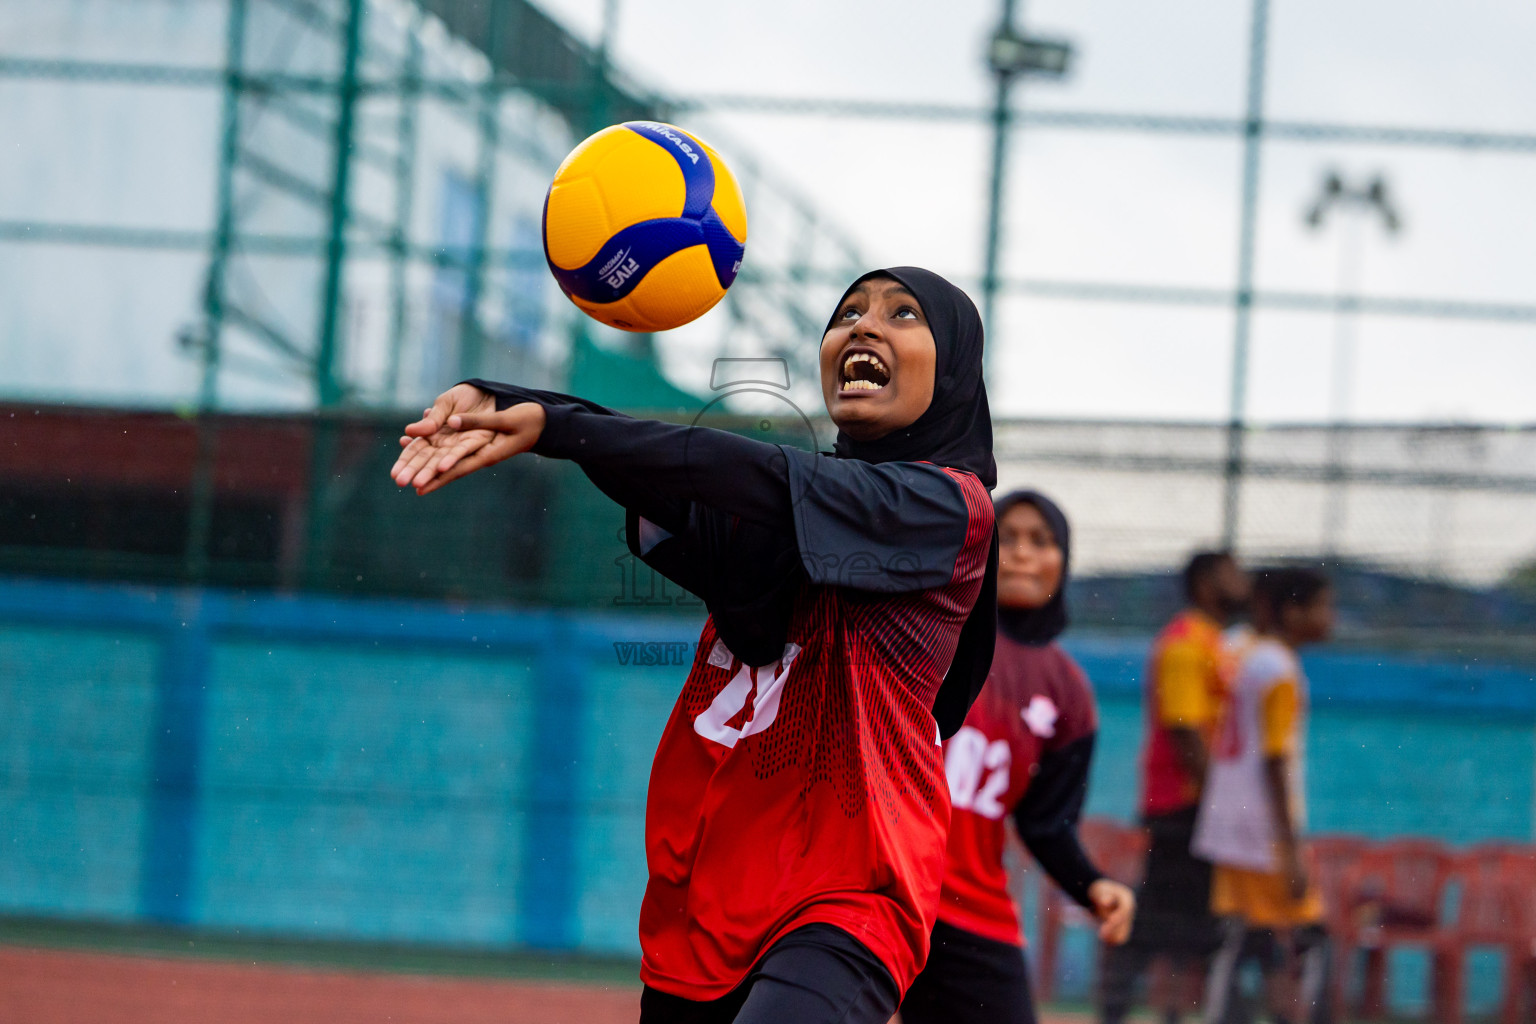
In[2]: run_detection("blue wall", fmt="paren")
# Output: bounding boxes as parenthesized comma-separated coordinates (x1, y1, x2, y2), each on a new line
(1066, 636, 1536, 842)
(0, 577, 1532, 959)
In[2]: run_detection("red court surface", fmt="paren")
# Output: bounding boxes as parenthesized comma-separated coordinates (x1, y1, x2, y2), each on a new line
(0, 946, 637, 1024)
(0, 945, 1100, 1024)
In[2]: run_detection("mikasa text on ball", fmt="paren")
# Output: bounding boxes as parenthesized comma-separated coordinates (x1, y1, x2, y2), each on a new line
(543, 121, 748, 333)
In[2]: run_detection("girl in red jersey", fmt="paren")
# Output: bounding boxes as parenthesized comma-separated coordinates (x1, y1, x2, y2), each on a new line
(901, 490, 1136, 1024)
(391, 268, 997, 1024)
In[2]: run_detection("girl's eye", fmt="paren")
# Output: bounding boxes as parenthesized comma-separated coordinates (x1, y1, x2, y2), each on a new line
(894, 306, 918, 320)
(840, 306, 860, 320)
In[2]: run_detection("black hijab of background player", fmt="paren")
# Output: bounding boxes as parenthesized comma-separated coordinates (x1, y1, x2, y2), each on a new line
(993, 489, 1071, 647)
(824, 266, 1000, 737)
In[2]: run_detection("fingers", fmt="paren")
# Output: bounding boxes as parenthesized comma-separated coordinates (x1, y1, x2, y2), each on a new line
(451, 400, 544, 437)
(1098, 902, 1133, 945)
(417, 427, 536, 495)
(403, 406, 440, 439)
(1101, 918, 1132, 945)
(417, 446, 494, 495)
(404, 382, 487, 438)
(416, 440, 499, 495)
(392, 387, 497, 486)
(1090, 882, 1136, 946)
(447, 408, 525, 433)
(448, 412, 499, 432)
(388, 385, 521, 494)
(391, 436, 442, 487)
(421, 430, 493, 485)
(390, 436, 428, 480)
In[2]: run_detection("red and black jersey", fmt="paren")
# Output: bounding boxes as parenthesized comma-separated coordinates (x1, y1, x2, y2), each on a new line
(935, 635, 1101, 946)
(471, 380, 996, 1001)
(638, 464, 993, 999)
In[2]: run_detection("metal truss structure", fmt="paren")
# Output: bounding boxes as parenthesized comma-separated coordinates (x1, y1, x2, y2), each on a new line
(2, 0, 1532, 558)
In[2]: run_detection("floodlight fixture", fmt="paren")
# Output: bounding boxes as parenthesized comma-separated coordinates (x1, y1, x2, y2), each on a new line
(1305, 169, 1402, 235)
(987, 29, 1074, 79)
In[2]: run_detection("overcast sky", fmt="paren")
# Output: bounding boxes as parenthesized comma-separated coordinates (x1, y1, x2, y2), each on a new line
(534, 0, 1536, 424)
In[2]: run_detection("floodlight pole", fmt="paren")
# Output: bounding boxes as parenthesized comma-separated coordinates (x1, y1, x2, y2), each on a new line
(1305, 170, 1402, 558)
(1220, 0, 1270, 550)
(980, 0, 1019, 356)
(980, 1, 1071, 376)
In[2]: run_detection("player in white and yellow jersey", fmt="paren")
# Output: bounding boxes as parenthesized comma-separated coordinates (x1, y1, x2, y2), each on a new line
(1193, 567, 1334, 1024)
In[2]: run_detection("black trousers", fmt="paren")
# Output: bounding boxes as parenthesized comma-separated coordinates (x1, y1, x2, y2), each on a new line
(901, 920, 1038, 1024)
(1203, 919, 1334, 1024)
(638, 923, 899, 1024)
(1099, 808, 1221, 1024)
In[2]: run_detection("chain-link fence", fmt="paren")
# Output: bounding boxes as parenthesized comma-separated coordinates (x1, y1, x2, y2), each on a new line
(996, 419, 1536, 585)
(0, 0, 862, 416)
(6, 401, 1533, 643)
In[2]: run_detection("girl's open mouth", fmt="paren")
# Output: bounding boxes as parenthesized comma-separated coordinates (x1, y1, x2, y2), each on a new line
(840, 349, 891, 393)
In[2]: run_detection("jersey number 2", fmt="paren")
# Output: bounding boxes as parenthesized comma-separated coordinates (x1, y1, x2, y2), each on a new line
(946, 726, 1011, 819)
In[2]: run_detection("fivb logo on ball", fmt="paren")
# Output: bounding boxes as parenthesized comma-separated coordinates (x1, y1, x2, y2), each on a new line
(543, 121, 748, 334)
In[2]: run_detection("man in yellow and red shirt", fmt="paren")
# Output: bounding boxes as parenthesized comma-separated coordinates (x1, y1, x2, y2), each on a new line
(1099, 551, 1250, 1024)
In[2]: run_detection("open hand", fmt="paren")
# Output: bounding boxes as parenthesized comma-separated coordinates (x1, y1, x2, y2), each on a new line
(390, 384, 546, 495)
(1088, 878, 1136, 945)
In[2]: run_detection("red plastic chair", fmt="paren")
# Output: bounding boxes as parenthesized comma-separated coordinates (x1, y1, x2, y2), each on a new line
(1433, 846, 1536, 1024)
(1303, 833, 1369, 1017)
(1033, 817, 1148, 1002)
(1091, 818, 1151, 888)
(1512, 860, 1536, 1024)
(1333, 839, 1456, 1020)
(1306, 834, 1367, 922)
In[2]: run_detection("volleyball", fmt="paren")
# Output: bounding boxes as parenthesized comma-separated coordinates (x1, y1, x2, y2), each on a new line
(542, 121, 748, 333)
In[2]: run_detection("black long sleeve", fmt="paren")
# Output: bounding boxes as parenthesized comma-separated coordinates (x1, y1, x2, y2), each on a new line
(1012, 732, 1104, 910)
(469, 380, 694, 536)
(472, 378, 795, 528)
(468, 378, 977, 596)
(538, 401, 796, 530)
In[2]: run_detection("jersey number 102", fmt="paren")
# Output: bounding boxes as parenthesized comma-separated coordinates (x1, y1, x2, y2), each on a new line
(946, 726, 1011, 820)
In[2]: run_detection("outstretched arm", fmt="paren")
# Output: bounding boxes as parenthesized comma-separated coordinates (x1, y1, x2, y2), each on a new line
(1012, 733, 1136, 944)
(391, 382, 793, 528)
(473, 380, 694, 534)
(391, 381, 986, 596)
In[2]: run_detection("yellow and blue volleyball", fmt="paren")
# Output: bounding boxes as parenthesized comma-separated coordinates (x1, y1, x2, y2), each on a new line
(542, 121, 748, 333)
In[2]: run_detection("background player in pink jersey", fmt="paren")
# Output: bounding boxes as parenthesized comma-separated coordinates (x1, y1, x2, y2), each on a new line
(901, 489, 1136, 1024)
(390, 268, 997, 1024)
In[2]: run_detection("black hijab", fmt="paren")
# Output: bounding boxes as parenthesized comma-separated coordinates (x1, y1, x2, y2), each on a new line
(994, 489, 1071, 646)
(827, 267, 996, 486)
(631, 267, 999, 737)
(825, 267, 1000, 738)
